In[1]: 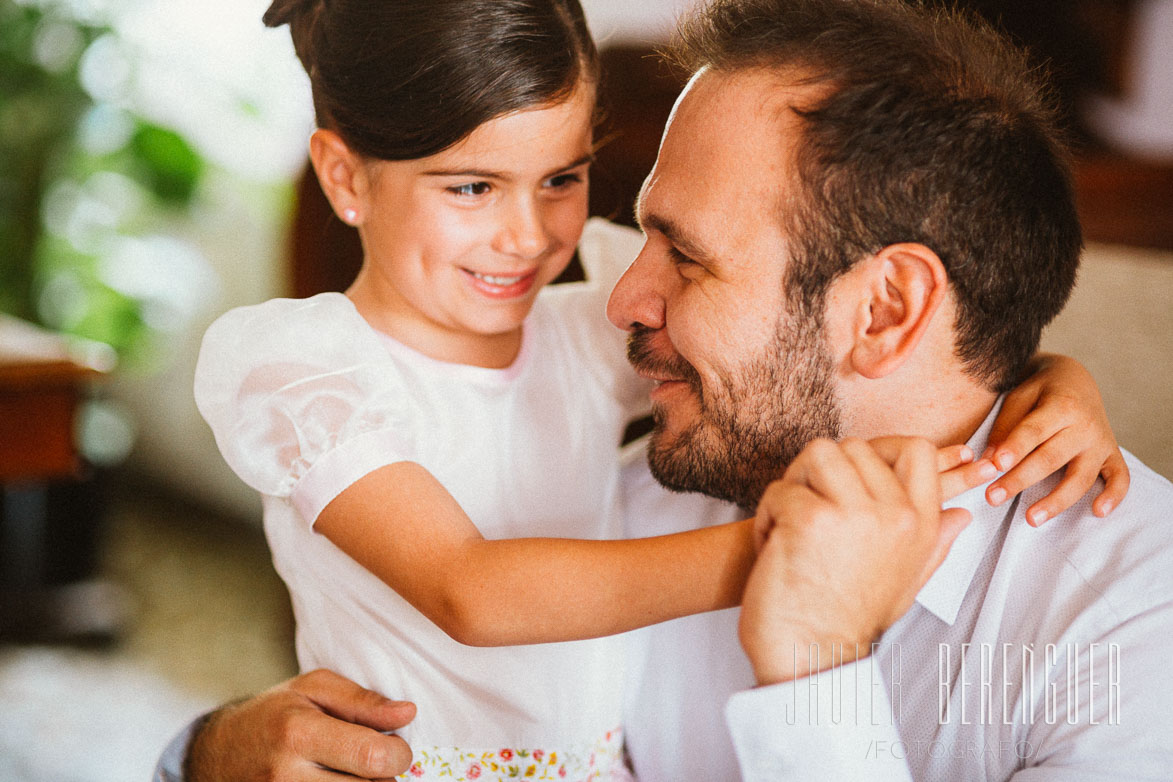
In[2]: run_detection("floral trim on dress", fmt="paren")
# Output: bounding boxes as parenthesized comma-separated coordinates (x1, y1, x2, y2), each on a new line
(398, 727, 630, 781)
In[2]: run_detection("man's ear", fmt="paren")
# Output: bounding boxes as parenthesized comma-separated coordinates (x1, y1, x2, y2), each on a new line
(308, 128, 368, 226)
(848, 243, 948, 379)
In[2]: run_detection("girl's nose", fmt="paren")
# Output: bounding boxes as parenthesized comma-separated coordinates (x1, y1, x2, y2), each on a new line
(495, 199, 550, 260)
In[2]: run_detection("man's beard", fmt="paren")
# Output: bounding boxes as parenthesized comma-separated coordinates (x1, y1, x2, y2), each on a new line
(627, 314, 842, 511)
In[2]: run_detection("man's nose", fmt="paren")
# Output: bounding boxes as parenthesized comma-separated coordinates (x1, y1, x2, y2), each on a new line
(495, 198, 550, 260)
(607, 245, 666, 332)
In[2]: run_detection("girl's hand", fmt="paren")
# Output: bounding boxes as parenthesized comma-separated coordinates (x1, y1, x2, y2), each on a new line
(938, 443, 998, 502)
(985, 354, 1130, 525)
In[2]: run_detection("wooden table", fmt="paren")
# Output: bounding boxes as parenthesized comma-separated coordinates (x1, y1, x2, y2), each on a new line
(0, 360, 98, 482)
(0, 317, 122, 642)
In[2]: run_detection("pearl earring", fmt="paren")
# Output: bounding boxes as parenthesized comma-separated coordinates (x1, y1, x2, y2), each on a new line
(343, 208, 358, 224)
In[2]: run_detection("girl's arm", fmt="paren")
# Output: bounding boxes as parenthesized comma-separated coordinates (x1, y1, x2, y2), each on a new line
(315, 448, 984, 648)
(315, 461, 757, 647)
(985, 353, 1129, 524)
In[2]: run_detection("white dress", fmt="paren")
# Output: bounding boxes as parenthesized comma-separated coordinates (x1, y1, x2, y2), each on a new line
(194, 219, 650, 781)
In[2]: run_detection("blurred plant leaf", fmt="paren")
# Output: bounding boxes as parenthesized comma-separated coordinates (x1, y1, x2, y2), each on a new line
(127, 121, 205, 206)
(1, 0, 207, 364)
(0, 0, 107, 321)
(34, 232, 151, 360)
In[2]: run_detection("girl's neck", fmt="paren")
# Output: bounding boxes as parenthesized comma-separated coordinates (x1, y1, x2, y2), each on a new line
(345, 283, 523, 370)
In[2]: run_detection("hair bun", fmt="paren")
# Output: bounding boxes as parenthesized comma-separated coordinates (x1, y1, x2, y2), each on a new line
(262, 0, 321, 28)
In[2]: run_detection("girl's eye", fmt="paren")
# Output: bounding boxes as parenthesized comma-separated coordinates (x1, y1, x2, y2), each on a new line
(449, 182, 491, 197)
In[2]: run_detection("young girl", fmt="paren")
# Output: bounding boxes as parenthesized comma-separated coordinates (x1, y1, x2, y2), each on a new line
(194, 1, 1126, 779)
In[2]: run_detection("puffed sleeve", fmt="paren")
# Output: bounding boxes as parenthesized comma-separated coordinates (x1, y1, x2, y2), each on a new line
(194, 294, 416, 525)
(565, 218, 654, 419)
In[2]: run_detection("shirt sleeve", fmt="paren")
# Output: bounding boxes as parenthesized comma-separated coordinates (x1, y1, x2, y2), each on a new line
(194, 294, 416, 524)
(153, 715, 204, 782)
(724, 658, 914, 782)
(568, 218, 654, 420)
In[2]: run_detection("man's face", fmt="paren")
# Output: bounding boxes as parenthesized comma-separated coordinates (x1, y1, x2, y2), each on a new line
(607, 68, 843, 510)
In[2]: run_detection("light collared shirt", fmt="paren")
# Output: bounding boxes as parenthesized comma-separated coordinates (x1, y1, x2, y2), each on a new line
(158, 403, 1173, 781)
(719, 403, 1173, 781)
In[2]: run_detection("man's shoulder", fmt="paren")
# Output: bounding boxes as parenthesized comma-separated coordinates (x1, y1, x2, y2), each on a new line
(1020, 450, 1173, 620)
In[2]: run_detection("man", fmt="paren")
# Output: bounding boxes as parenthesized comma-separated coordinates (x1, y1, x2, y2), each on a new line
(609, 1, 1171, 778)
(159, 0, 1167, 779)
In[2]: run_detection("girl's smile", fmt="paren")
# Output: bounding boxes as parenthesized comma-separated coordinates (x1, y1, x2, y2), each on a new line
(460, 266, 541, 300)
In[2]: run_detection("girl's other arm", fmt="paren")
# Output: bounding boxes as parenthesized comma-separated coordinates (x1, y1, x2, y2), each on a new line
(315, 461, 757, 647)
(984, 352, 1129, 524)
(316, 446, 982, 647)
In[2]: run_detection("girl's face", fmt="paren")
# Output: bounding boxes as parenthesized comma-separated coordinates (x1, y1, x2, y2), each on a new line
(347, 84, 595, 366)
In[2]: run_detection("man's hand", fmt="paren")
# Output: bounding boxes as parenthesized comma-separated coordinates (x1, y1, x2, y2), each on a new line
(187, 669, 416, 782)
(739, 437, 972, 687)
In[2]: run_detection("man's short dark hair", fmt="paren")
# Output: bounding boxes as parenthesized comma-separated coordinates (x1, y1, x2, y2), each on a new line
(668, 0, 1082, 391)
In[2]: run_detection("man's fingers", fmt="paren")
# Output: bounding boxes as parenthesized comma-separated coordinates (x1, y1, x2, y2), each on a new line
(285, 670, 416, 778)
(307, 719, 414, 780)
(839, 437, 907, 504)
(917, 507, 972, 588)
(890, 438, 945, 524)
(786, 438, 864, 505)
(1094, 453, 1131, 517)
(297, 669, 416, 733)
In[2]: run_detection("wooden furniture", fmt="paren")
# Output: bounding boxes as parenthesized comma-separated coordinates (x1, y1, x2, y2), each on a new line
(0, 317, 122, 643)
(0, 360, 97, 482)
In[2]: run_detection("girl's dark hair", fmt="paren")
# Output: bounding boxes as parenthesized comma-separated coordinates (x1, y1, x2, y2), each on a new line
(264, 0, 599, 160)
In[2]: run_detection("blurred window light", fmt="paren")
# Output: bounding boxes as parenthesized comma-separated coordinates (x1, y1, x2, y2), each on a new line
(32, 17, 86, 72)
(75, 398, 136, 466)
(38, 270, 90, 331)
(97, 235, 219, 331)
(110, 0, 315, 181)
(77, 103, 135, 156)
(78, 33, 131, 103)
(14, 0, 106, 25)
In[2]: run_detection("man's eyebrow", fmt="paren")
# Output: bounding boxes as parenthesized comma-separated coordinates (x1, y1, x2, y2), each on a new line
(638, 212, 716, 264)
(422, 153, 594, 180)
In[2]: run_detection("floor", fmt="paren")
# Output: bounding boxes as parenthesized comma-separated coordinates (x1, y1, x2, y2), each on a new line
(0, 479, 298, 782)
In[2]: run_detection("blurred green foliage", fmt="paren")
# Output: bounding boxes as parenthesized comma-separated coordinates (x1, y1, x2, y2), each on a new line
(0, 0, 205, 361)
(0, 0, 99, 320)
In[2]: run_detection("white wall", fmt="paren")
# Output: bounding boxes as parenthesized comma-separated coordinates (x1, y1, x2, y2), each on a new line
(581, 0, 695, 45)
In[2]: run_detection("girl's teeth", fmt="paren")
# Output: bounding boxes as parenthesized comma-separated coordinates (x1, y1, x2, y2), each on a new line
(471, 271, 524, 286)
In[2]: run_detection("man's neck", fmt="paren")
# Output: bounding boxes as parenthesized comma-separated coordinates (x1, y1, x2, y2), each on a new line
(842, 377, 999, 449)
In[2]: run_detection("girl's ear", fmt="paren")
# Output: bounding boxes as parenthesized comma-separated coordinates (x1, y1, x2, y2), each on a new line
(848, 243, 949, 379)
(308, 129, 368, 226)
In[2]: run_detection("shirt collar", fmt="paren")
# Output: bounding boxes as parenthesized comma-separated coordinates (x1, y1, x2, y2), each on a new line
(914, 397, 1014, 626)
